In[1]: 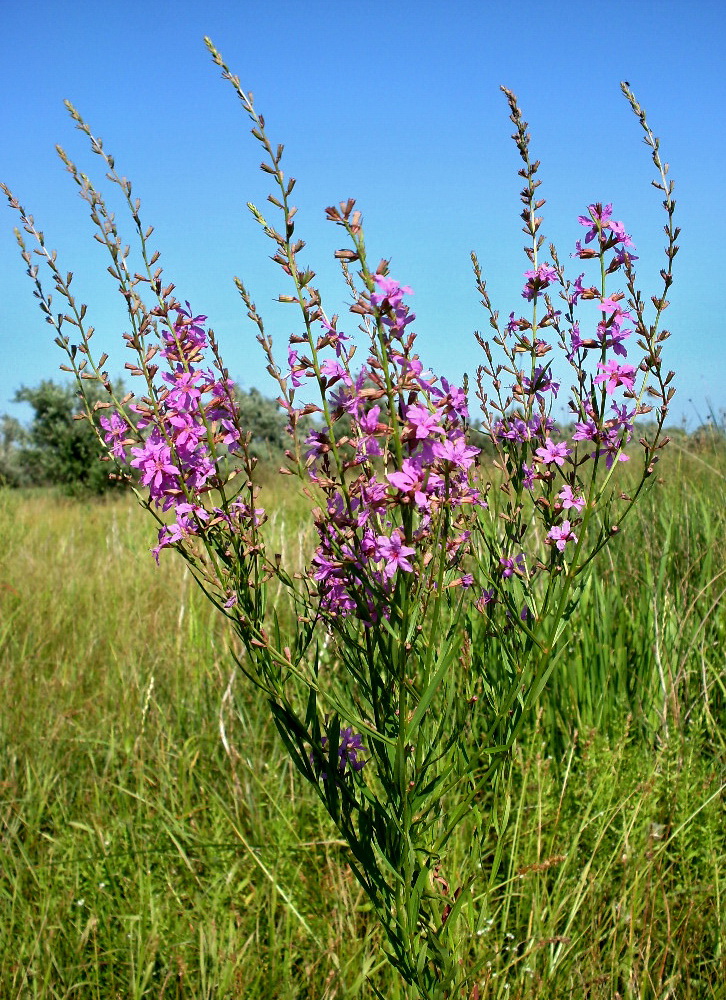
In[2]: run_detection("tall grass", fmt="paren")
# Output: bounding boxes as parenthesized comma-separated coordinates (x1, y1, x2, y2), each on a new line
(0, 447, 724, 998)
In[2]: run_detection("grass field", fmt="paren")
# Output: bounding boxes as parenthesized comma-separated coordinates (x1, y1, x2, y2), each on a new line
(1, 440, 724, 999)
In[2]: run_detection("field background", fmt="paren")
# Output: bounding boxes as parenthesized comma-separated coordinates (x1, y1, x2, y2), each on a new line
(1, 439, 724, 999)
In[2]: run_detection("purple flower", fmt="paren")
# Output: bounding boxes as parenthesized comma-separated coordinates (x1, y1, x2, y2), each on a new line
(305, 430, 329, 461)
(320, 358, 346, 382)
(370, 275, 415, 336)
(505, 312, 521, 337)
(166, 410, 205, 454)
(598, 428, 632, 469)
(439, 378, 470, 421)
(313, 726, 367, 779)
(357, 479, 389, 518)
(599, 296, 628, 316)
(574, 240, 598, 260)
(395, 355, 424, 380)
(566, 323, 586, 362)
(160, 306, 208, 361)
(151, 502, 208, 562)
(162, 368, 204, 412)
(612, 244, 639, 266)
(569, 274, 595, 306)
(318, 315, 351, 357)
(357, 405, 382, 435)
(608, 220, 635, 248)
(521, 366, 560, 404)
(476, 588, 496, 611)
(117, 304, 263, 561)
(610, 401, 635, 429)
(573, 418, 598, 442)
(374, 531, 416, 579)
(597, 315, 631, 358)
(493, 413, 554, 444)
(100, 411, 129, 460)
(286, 347, 307, 388)
(329, 367, 369, 418)
(353, 404, 386, 460)
(336, 727, 366, 772)
(500, 553, 525, 578)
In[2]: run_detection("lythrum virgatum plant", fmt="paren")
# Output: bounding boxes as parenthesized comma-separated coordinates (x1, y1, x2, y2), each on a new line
(2, 42, 677, 999)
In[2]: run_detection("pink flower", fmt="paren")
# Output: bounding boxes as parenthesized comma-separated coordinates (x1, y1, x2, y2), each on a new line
(405, 404, 443, 440)
(558, 485, 585, 512)
(599, 296, 628, 316)
(547, 520, 578, 552)
(578, 203, 613, 243)
(370, 274, 413, 309)
(522, 263, 558, 301)
(387, 459, 432, 509)
(535, 438, 571, 467)
(130, 432, 180, 496)
(431, 434, 480, 470)
(594, 360, 637, 395)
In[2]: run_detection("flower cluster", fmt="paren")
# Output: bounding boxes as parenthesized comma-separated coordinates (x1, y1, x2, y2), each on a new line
(575, 201, 637, 266)
(101, 305, 263, 561)
(294, 275, 481, 619)
(522, 263, 558, 302)
(474, 198, 659, 624)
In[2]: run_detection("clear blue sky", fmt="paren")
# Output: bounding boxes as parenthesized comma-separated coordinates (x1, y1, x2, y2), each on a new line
(2, 0, 724, 429)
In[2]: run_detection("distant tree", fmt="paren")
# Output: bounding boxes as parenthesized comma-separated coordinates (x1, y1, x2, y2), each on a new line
(235, 386, 290, 458)
(0, 414, 28, 487)
(12, 380, 118, 494)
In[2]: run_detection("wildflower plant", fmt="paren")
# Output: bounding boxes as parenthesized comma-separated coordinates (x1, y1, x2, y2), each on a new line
(2, 40, 676, 999)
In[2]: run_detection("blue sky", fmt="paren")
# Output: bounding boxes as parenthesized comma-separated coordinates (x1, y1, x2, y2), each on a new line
(2, 0, 724, 429)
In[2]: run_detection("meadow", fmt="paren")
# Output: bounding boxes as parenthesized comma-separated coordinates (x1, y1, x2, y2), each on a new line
(1, 438, 724, 999)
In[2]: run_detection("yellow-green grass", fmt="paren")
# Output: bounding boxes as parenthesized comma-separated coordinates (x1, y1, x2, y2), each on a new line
(0, 449, 724, 999)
